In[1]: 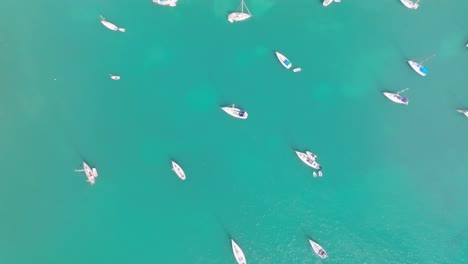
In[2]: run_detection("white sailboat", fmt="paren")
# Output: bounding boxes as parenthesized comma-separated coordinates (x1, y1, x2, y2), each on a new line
(171, 161, 186, 180)
(295, 151, 322, 170)
(109, 74, 120, 80)
(100, 15, 125, 32)
(323, 0, 341, 7)
(383, 88, 409, 105)
(275, 51, 292, 69)
(400, 0, 420, 9)
(221, 104, 248, 119)
(407, 55, 433, 76)
(228, 0, 252, 23)
(309, 239, 328, 259)
(457, 110, 468, 117)
(153, 0, 177, 7)
(231, 239, 247, 264)
(75, 162, 98, 185)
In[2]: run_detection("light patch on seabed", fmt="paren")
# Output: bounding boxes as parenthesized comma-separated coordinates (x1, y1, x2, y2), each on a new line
(143, 46, 171, 69)
(305, 18, 344, 34)
(437, 33, 465, 59)
(233, 45, 268, 66)
(184, 84, 218, 113)
(248, 0, 276, 17)
(212, 0, 233, 18)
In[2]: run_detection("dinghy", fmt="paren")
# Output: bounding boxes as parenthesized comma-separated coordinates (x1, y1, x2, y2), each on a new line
(231, 239, 247, 264)
(275, 51, 292, 69)
(457, 110, 468, 117)
(293, 68, 302, 73)
(109, 74, 120, 80)
(318, 171, 323, 177)
(313, 172, 318, 177)
(100, 15, 125, 32)
(400, 0, 420, 9)
(323, 0, 341, 7)
(153, 0, 177, 7)
(383, 88, 409, 105)
(171, 161, 186, 180)
(221, 104, 248, 119)
(309, 239, 328, 259)
(75, 162, 98, 185)
(295, 151, 322, 170)
(228, 0, 252, 23)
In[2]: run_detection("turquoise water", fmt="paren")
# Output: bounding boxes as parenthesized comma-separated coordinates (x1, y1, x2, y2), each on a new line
(1, 0, 468, 263)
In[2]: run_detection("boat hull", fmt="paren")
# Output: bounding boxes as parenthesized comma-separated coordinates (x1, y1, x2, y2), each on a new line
(153, 0, 177, 6)
(101, 21, 118, 31)
(172, 161, 186, 180)
(323, 0, 333, 6)
(408, 60, 427, 76)
(231, 240, 247, 264)
(221, 106, 248, 119)
(457, 110, 468, 117)
(383, 92, 409, 105)
(400, 0, 419, 9)
(275, 52, 292, 69)
(227, 12, 252, 23)
(309, 240, 328, 259)
(295, 151, 321, 170)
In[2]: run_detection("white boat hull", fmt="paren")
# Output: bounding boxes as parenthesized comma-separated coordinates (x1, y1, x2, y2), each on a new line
(76, 162, 98, 185)
(231, 240, 247, 264)
(400, 0, 419, 9)
(228, 12, 252, 23)
(323, 0, 333, 6)
(153, 0, 177, 6)
(457, 110, 468, 117)
(408, 60, 427, 76)
(383, 92, 409, 105)
(221, 105, 248, 119)
(309, 240, 328, 259)
(100, 16, 125, 32)
(172, 161, 186, 180)
(295, 151, 321, 170)
(275, 52, 292, 69)
(110, 75, 120, 80)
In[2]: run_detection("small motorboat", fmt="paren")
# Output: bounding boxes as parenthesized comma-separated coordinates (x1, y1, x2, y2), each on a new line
(407, 60, 428, 76)
(221, 104, 248, 119)
(153, 0, 177, 7)
(318, 171, 323, 177)
(275, 51, 292, 69)
(312, 172, 318, 177)
(400, 0, 420, 9)
(100, 15, 125, 32)
(293, 68, 302, 73)
(171, 161, 186, 180)
(383, 88, 409, 105)
(109, 74, 120, 80)
(306, 151, 317, 160)
(323, 0, 341, 7)
(228, 0, 252, 23)
(295, 151, 321, 170)
(457, 110, 468, 117)
(75, 162, 98, 185)
(309, 239, 328, 259)
(231, 239, 247, 264)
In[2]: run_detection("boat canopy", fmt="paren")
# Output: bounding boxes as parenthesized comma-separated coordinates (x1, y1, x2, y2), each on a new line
(420, 67, 429, 74)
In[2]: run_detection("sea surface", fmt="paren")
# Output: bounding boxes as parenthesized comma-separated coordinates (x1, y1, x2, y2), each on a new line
(1, 0, 468, 263)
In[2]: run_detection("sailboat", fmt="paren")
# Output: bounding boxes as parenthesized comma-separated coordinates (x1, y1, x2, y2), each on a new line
(75, 162, 98, 185)
(309, 239, 328, 259)
(228, 0, 252, 23)
(153, 0, 177, 7)
(457, 110, 468, 117)
(323, 0, 341, 7)
(383, 88, 409, 105)
(100, 15, 125, 32)
(171, 161, 186, 180)
(275, 51, 292, 69)
(400, 0, 420, 9)
(221, 104, 248, 119)
(407, 55, 434, 76)
(231, 239, 247, 264)
(109, 74, 120, 80)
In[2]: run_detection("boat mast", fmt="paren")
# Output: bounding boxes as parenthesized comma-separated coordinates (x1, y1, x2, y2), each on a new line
(397, 88, 409, 94)
(242, 0, 251, 15)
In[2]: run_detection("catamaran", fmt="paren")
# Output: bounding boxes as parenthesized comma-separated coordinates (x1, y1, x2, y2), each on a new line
(75, 162, 98, 185)
(171, 161, 186, 180)
(231, 239, 247, 264)
(153, 0, 177, 7)
(109, 74, 120, 80)
(228, 0, 252, 23)
(275, 52, 292, 69)
(323, 0, 341, 7)
(295, 151, 322, 170)
(100, 15, 125, 32)
(400, 0, 420, 9)
(383, 88, 409, 105)
(407, 55, 434, 76)
(309, 239, 328, 259)
(457, 110, 468, 117)
(221, 104, 248, 119)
